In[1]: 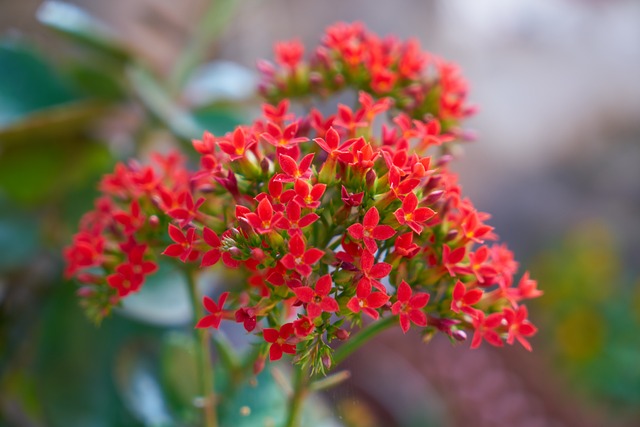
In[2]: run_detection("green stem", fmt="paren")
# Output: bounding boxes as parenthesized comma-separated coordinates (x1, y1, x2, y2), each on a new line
(186, 271, 218, 427)
(333, 316, 397, 366)
(284, 364, 308, 427)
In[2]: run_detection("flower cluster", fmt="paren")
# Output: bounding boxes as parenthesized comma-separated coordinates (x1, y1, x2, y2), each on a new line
(65, 22, 540, 374)
(259, 21, 476, 133)
(64, 152, 196, 321)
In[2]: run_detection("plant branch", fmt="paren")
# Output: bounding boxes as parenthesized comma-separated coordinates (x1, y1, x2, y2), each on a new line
(186, 271, 218, 427)
(284, 364, 308, 427)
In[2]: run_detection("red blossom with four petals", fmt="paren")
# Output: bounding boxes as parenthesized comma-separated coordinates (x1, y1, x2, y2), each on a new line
(391, 281, 429, 333)
(293, 274, 339, 319)
(347, 207, 396, 253)
(195, 292, 229, 329)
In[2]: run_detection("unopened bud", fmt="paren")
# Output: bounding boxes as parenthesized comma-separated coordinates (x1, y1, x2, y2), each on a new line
(451, 329, 467, 342)
(445, 229, 459, 242)
(423, 175, 442, 192)
(251, 248, 266, 263)
(335, 328, 350, 341)
(260, 158, 270, 174)
(436, 155, 453, 168)
(309, 72, 323, 86)
(322, 353, 332, 370)
(76, 286, 94, 298)
(423, 190, 444, 205)
(148, 215, 160, 228)
(365, 169, 377, 189)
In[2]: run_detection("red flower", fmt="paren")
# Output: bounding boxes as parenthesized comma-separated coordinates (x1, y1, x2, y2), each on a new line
(195, 292, 229, 329)
(162, 225, 199, 262)
(441, 245, 469, 277)
(340, 186, 364, 207)
(293, 315, 314, 337)
(274, 39, 304, 69)
(168, 191, 205, 228)
(276, 153, 314, 183)
(201, 227, 222, 267)
(394, 232, 420, 258)
(470, 312, 504, 349)
(280, 235, 324, 277)
(503, 306, 537, 351)
(293, 180, 326, 209)
(276, 201, 319, 234)
(314, 127, 355, 159)
(235, 306, 257, 332)
(262, 121, 307, 150)
(393, 192, 435, 234)
(461, 210, 494, 244)
(106, 244, 157, 297)
(451, 281, 482, 316)
(347, 206, 396, 253)
(217, 128, 255, 161)
(263, 100, 293, 125)
(468, 246, 497, 284)
(346, 278, 389, 320)
(391, 281, 429, 333)
(293, 274, 339, 319)
(263, 323, 297, 361)
(245, 198, 283, 235)
(359, 249, 392, 292)
(113, 200, 144, 235)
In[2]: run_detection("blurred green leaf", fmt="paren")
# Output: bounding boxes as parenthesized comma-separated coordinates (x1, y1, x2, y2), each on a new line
(0, 139, 112, 205)
(36, 1, 132, 63)
(0, 40, 80, 127)
(65, 63, 126, 101)
(0, 197, 39, 271)
(160, 333, 199, 424)
(36, 283, 152, 427)
(217, 366, 340, 427)
(192, 107, 244, 136)
(115, 339, 175, 427)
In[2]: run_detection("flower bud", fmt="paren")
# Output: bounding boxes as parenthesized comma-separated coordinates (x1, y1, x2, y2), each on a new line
(260, 157, 270, 175)
(149, 215, 160, 228)
(451, 329, 467, 342)
(335, 328, 350, 341)
(365, 169, 377, 189)
(423, 190, 444, 205)
(445, 229, 459, 242)
(436, 155, 453, 168)
(322, 352, 332, 370)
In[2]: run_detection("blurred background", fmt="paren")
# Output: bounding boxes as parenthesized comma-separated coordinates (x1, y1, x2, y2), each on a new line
(1, 0, 639, 426)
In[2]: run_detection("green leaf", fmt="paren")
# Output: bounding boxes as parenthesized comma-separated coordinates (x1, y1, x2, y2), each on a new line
(192, 107, 244, 136)
(217, 366, 340, 427)
(0, 40, 80, 127)
(0, 197, 39, 271)
(159, 333, 199, 423)
(0, 139, 112, 205)
(36, 1, 132, 63)
(115, 339, 175, 427)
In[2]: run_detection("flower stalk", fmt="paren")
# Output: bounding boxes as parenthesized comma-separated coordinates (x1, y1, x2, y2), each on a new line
(186, 271, 218, 427)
